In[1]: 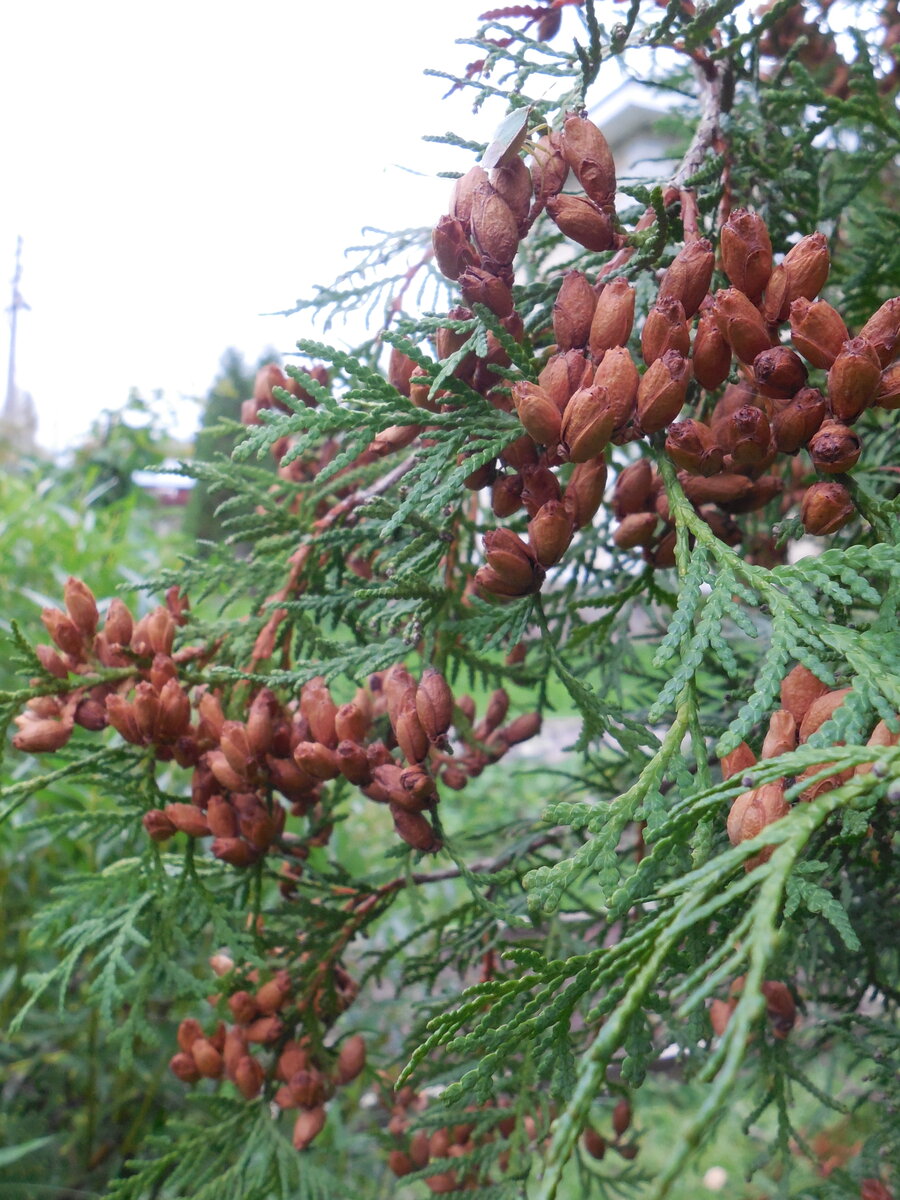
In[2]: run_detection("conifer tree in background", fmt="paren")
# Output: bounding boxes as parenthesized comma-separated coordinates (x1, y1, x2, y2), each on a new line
(3, 2, 900, 1197)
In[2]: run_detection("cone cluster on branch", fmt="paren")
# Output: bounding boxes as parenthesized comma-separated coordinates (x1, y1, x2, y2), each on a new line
(428, 114, 900, 592)
(721, 663, 899, 869)
(169, 952, 364, 1152)
(14, 580, 540, 862)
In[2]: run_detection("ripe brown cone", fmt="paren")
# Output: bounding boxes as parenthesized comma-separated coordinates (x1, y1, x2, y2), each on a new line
(561, 113, 617, 207)
(801, 481, 854, 535)
(589, 277, 636, 357)
(546, 194, 615, 253)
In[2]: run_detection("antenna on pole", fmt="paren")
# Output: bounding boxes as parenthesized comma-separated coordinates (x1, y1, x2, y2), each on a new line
(5, 235, 30, 418)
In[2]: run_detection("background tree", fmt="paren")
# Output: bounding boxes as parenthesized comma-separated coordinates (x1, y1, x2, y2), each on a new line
(2, 3, 900, 1200)
(184, 348, 279, 547)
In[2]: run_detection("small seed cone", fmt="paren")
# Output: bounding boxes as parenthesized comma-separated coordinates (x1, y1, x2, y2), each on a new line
(772, 386, 826, 453)
(512, 381, 563, 446)
(553, 270, 597, 350)
(560, 384, 616, 462)
(613, 511, 659, 549)
(780, 664, 830, 725)
(658, 237, 714, 319)
(859, 295, 900, 366)
(394, 704, 430, 765)
(713, 288, 772, 364)
(761, 709, 797, 759)
(336, 1033, 367, 1084)
(390, 805, 442, 852)
(293, 742, 341, 781)
(665, 420, 724, 476)
(546, 194, 615, 252)
(589, 277, 636, 357)
(613, 458, 653, 517)
(450, 163, 489, 225)
(432, 215, 478, 281)
(564, 456, 608, 528)
(679, 472, 753, 506)
(528, 500, 574, 566)
(753, 346, 808, 399)
(720, 740, 755, 780)
(64, 578, 99, 640)
(798, 687, 852, 742)
(692, 304, 733, 391)
(490, 156, 533, 226)
(529, 132, 568, 204)
(723, 404, 772, 468)
(104, 598, 134, 646)
(491, 473, 524, 518)
(300, 677, 338, 748)
(762, 263, 791, 325)
(807, 420, 861, 474)
(470, 184, 520, 266)
(292, 1106, 327, 1151)
(801, 481, 855, 535)
(483, 529, 542, 595)
(641, 296, 691, 366)
(875, 362, 900, 409)
(828, 336, 881, 423)
(789, 297, 849, 369)
(761, 980, 796, 1039)
(636, 350, 691, 433)
(459, 265, 514, 318)
(234, 1055, 265, 1100)
(720, 208, 773, 301)
(561, 113, 617, 207)
(416, 668, 454, 741)
(783, 231, 830, 303)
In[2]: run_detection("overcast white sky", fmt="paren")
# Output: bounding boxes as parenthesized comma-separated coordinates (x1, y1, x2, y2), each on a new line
(0, 0, 533, 452)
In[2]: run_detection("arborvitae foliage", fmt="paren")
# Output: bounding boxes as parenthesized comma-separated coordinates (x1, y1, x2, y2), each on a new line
(3, 3, 900, 1198)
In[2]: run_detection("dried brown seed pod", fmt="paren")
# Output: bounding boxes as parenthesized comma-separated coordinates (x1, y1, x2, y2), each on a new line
(720, 208, 773, 301)
(723, 404, 772, 468)
(191, 1037, 224, 1079)
(753, 346, 808, 399)
(483, 528, 543, 594)
(612, 1097, 632, 1136)
(761, 709, 797, 759)
(875, 362, 900, 409)
(780, 664, 830, 725)
(529, 132, 568, 205)
(665, 420, 724, 476)
(41, 607, 84, 658)
(713, 288, 772, 364)
(641, 296, 690, 366)
(512, 381, 563, 446)
(553, 270, 597, 350)
(789, 297, 849, 369)
(539, 349, 593, 413)
(798, 687, 852, 742)
(692, 303, 733, 391)
(560, 384, 615, 462)
(169, 1051, 202, 1083)
(432, 215, 478, 280)
(761, 980, 796, 1039)
(64, 577, 99, 640)
(771, 386, 826, 453)
(636, 350, 691, 433)
(300, 677, 338, 748)
(657, 237, 714, 319)
(720, 741, 756, 780)
(828, 336, 881, 423)
(450, 164, 489, 226)
(491, 473, 524, 518)
(564, 456, 608, 529)
(335, 1033, 367, 1084)
(234, 1055, 265, 1100)
(292, 1105, 327, 1151)
(859, 296, 900, 366)
(782, 232, 830, 304)
(292, 742, 341, 781)
(489, 156, 533, 227)
(459, 265, 514, 318)
(416, 669, 454, 741)
(613, 512, 659, 550)
(801, 481, 855, 535)
(807, 420, 861, 474)
(390, 805, 442, 852)
(592, 345, 639, 429)
(546, 194, 615, 252)
(528, 500, 574, 567)
(561, 113, 617, 207)
(612, 458, 653, 517)
(471, 185, 520, 265)
(589, 277, 636, 358)
(583, 1128, 607, 1160)
(142, 808, 177, 842)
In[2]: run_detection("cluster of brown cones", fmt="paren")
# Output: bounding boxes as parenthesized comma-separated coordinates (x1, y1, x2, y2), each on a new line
(170, 952, 364, 1152)
(14, 578, 541, 862)
(426, 110, 900, 595)
(721, 664, 899, 868)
